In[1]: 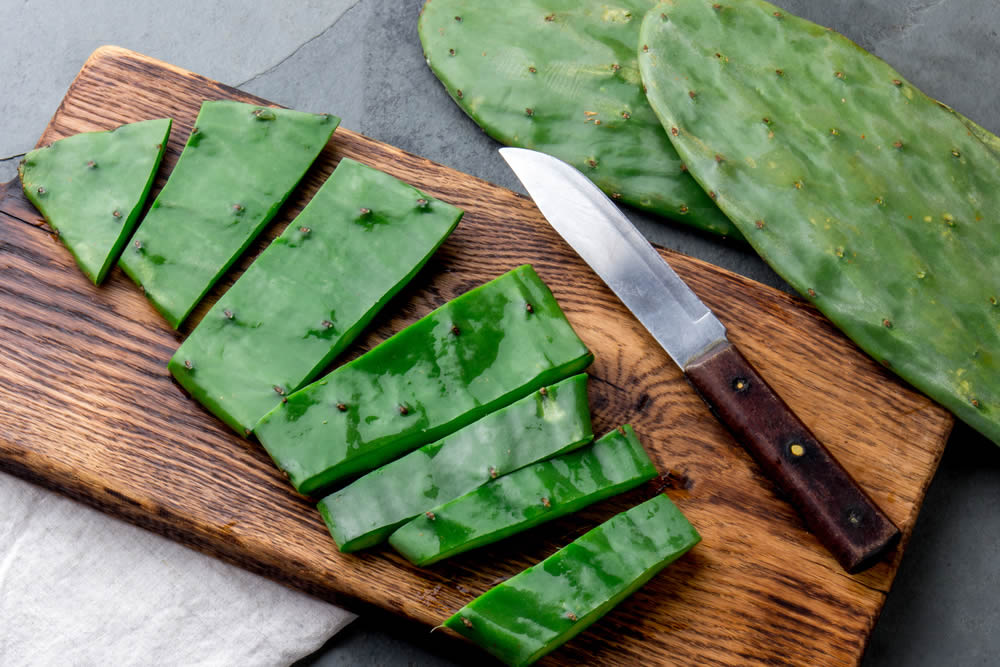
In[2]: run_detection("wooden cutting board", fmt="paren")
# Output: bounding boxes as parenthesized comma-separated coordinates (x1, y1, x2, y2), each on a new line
(0, 47, 953, 666)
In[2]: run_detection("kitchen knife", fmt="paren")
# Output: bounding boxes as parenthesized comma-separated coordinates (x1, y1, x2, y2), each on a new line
(500, 147, 900, 574)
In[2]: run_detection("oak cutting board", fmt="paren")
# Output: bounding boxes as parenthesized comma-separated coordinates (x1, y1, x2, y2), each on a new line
(0, 47, 953, 666)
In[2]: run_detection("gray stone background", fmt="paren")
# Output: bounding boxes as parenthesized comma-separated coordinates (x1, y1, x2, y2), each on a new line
(2, 0, 998, 664)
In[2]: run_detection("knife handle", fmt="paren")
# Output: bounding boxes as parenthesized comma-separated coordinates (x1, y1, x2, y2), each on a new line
(685, 341, 900, 573)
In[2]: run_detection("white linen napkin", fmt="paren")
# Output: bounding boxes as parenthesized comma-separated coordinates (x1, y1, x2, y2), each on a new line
(0, 471, 355, 666)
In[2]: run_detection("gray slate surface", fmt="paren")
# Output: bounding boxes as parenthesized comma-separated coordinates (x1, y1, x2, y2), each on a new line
(2, 1, 998, 665)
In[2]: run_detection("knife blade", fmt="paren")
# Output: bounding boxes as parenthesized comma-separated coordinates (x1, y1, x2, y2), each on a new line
(500, 147, 900, 573)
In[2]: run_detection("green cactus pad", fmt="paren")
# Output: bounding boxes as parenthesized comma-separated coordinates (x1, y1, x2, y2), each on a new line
(639, 0, 1000, 444)
(418, 0, 740, 239)
(254, 265, 594, 496)
(389, 424, 657, 566)
(169, 158, 462, 436)
(948, 106, 1000, 158)
(18, 118, 172, 284)
(119, 101, 339, 328)
(444, 493, 700, 667)
(319, 374, 592, 553)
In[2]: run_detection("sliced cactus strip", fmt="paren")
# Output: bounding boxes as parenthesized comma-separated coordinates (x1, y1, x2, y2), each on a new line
(318, 374, 592, 553)
(18, 118, 172, 284)
(418, 0, 740, 239)
(390, 424, 658, 567)
(253, 264, 594, 496)
(639, 0, 1000, 445)
(119, 101, 339, 328)
(168, 158, 462, 436)
(444, 493, 700, 667)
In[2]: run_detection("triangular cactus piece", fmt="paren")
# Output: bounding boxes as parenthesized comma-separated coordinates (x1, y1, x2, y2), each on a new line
(18, 118, 172, 284)
(119, 101, 339, 329)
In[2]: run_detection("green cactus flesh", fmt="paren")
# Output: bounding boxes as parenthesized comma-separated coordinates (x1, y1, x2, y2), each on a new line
(18, 118, 172, 284)
(418, 0, 741, 239)
(949, 107, 1000, 158)
(119, 101, 339, 328)
(638, 0, 1000, 444)
(444, 493, 700, 667)
(253, 264, 594, 496)
(318, 374, 592, 553)
(389, 424, 658, 567)
(168, 158, 462, 436)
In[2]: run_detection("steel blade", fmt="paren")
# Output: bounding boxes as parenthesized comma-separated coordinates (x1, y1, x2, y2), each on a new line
(500, 147, 726, 369)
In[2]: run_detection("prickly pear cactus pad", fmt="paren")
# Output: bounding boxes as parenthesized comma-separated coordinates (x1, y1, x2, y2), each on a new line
(952, 108, 1000, 158)
(119, 101, 338, 328)
(444, 493, 700, 667)
(169, 158, 462, 436)
(18, 118, 172, 284)
(639, 0, 1000, 444)
(318, 374, 591, 553)
(418, 0, 741, 239)
(254, 264, 594, 496)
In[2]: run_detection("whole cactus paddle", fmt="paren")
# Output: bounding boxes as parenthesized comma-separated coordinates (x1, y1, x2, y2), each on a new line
(18, 118, 172, 284)
(418, 0, 741, 239)
(639, 0, 1000, 444)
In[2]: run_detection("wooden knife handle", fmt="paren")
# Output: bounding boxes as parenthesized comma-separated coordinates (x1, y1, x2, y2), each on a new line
(685, 341, 900, 573)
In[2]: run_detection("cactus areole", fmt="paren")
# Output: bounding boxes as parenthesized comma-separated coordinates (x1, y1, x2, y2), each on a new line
(119, 101, 338, 328)
(418, 0, 740, 239)
(18, 118, 172, 284)
(318, 374, 593, 552)
(640, 0, 1000, 445)
(168, 158, 462, 435)
(444, 493, 700, 666)
(390, 424, 658, 566)
(253, 265, 594, 496)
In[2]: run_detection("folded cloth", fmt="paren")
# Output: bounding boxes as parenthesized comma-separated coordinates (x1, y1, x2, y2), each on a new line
(0, 472, 355, 666)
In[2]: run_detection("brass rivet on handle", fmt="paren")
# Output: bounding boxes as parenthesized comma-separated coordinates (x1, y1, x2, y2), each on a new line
(732, 377, 750, 393)
(789, 443, 806, 457)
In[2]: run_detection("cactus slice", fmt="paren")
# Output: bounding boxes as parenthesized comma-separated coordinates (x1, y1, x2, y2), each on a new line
(119, 101, 339, 328)
(390, 424, 658, 567)
(18, 118, 172, 284)
(444, 493, 700, 667)
(318, 374, 592, 552)
(253, 264, 594, 496)
(168, 158, 462, 436)
(639, 0, 1000, 445)
(418, 0, 741, 239)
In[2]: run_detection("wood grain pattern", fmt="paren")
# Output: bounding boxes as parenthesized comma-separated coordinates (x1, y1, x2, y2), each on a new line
(0, 47, 953, 666)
